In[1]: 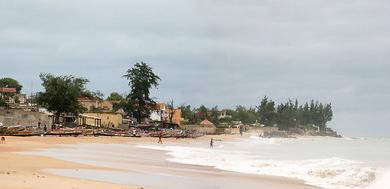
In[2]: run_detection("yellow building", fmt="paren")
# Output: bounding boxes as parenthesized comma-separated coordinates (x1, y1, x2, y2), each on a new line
(83, 112, 123, 128)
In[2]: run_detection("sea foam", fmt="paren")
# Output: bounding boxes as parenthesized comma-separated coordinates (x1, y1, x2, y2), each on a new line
(139, 140, 380, 189)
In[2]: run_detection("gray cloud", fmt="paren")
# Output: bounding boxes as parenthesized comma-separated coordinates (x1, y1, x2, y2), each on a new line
(1, 0, 389, 137)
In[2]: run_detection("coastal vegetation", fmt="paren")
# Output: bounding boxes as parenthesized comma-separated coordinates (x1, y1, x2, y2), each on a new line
(180, 96, 333, 132)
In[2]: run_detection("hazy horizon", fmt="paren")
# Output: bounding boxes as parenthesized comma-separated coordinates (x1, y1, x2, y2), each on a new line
(1, 1, 389, 137)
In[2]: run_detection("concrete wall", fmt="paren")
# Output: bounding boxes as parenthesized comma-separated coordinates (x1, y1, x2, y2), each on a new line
(0, 109, 52, 127)
(221, 127, 240, 134)
(180, 125, 216, 134)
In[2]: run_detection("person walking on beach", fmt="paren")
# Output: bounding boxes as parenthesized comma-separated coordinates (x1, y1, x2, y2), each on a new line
(1, 136, 5, 144)
(210, 138, 214, 148)
(157, 132, 163, 144)
(239, 126, 244, 136)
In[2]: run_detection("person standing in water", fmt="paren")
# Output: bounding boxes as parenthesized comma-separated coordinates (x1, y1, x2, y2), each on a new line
(210, 138, 214, 148)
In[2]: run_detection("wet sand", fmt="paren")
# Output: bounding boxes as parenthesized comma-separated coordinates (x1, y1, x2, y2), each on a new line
(0, 136, 320, 189)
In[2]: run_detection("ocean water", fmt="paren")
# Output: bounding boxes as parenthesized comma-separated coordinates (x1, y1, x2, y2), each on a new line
(140, 136, 390, 189)
(22, 136, 390, 189)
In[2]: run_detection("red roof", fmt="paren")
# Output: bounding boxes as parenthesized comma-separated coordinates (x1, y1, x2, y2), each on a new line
(0, 88, 17, 93)
(200, 119, 214, 126)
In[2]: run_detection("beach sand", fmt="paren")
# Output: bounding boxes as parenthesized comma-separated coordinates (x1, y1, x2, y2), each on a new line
(0, 135, 320, 189)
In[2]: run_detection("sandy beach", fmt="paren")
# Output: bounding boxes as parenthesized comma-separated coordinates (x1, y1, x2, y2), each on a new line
(0, 135, 319, 189)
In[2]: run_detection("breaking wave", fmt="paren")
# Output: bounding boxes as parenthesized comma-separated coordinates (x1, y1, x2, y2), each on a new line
(139, 144, 379, 189)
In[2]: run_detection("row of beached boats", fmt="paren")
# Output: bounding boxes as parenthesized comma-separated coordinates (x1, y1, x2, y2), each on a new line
(0, 125, 204, 138)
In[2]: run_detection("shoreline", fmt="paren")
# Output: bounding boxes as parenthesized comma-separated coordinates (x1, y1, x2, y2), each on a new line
(0, 135, 320, 189)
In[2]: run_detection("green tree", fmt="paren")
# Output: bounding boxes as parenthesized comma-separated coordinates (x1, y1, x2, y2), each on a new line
(197, 105, 208, 120)
(0, 77, 23, 93)
(0, 97, 8, 108)
(81, 90, 104, 100)
(123, 62, 160, 123)
(106, 92, 124, 101)
(209, 106, 220, 126)
(234, 105, 257, 124)
(179, 104, 199, 124)
(36, 73, 88, 123)
(180, 105, 193, 123)
(257, 96, 276, 127)
(275, 100, 298, 130)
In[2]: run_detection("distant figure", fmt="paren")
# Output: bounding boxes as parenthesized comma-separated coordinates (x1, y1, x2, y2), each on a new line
(259, 132, 264, 138)
(1, 136, 5, 144)
(43, 125, 47, 133)
(157, 132, 163, 144)
(210, 138, 214, 148)
(239, 126, 244, 136)
(38, 121, 41, 128)
(132, 129, 137, 137)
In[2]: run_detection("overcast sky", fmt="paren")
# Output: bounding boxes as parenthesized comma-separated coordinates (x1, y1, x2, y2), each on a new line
(1, 0, 389, 137)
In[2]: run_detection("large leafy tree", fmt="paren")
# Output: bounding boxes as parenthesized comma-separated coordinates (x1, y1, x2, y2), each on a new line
(81, 90, 104, 100)
(107, 92, 125, 112)
(0, 97, 8, 108)
(0, 77, 23, 93)
(209, 106, 220, 126)
(197, 105, 208, 120)
(179, 104, 199, 124)
(106, 92, 124, 101)
(275, 100, 298, 130)
(36, 73, 88, 123)
(234, 105, 257, 124)
(123, 62, 160, 123)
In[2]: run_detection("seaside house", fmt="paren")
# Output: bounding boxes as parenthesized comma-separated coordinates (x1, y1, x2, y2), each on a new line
(180, 119, 216, 134)
(149, 103, 183, 125)
(77, 97, 125, 128)
(200, 119, 215, 127)
(217, 110, 232, 119)
(0, 87, 17, 104)
(0, 88, 31, 110)
(206, 110, 232, 119)
(149, 103, 167, 122)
